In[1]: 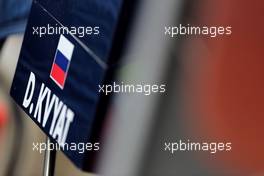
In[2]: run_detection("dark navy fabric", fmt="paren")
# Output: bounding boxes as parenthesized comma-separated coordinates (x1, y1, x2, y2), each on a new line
(10, 0, 123, 170)
(36, 0, 121, 61)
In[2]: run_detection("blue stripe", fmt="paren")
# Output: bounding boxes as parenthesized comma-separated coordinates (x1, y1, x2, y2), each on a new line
(54, 50, 69, 72)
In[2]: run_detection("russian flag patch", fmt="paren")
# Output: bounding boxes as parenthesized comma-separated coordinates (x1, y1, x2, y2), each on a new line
(50, 35, 74, 89)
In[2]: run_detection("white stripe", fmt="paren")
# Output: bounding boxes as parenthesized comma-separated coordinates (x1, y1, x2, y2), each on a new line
(57, 35, 74, 61)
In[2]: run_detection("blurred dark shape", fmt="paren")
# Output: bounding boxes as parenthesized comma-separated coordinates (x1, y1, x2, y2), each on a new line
(0, 39, 5, 49)
(0, 1, 31, 176)
(0, 0, 32, 39)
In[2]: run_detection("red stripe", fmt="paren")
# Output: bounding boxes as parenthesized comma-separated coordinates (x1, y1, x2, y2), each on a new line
(50, 63, 65, 87)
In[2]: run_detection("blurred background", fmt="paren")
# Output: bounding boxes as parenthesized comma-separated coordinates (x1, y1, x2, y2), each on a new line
(0, 0, 264, 176)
